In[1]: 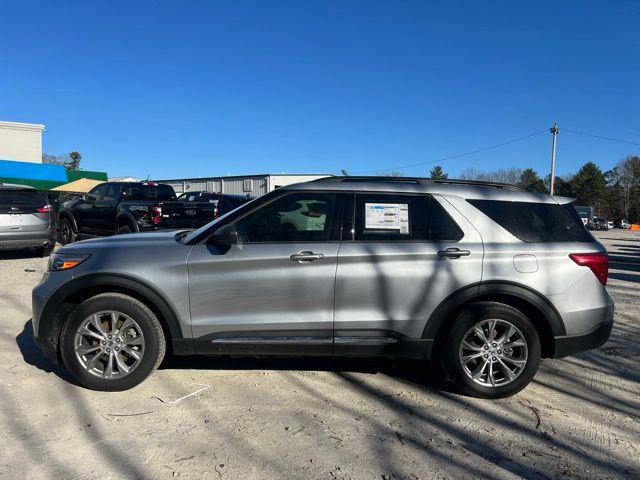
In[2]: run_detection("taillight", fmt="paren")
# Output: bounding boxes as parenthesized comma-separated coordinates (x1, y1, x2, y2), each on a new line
(37, 205, 53, 213)
(569, 253, 609, 285)
(213, 207, 219, 219)
(151, 205, 162, 224)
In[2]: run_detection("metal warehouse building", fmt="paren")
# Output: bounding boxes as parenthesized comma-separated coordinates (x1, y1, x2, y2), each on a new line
(153, 173, 331, 197)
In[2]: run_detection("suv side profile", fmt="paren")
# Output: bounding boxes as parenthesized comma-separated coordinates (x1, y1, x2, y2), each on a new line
(32, 177, 613, 398)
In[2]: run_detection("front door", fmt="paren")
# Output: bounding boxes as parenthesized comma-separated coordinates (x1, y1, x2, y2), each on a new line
(187, 191, 344, 356)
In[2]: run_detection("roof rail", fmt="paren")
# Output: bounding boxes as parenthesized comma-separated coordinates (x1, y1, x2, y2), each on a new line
(309, 176, 525, 190)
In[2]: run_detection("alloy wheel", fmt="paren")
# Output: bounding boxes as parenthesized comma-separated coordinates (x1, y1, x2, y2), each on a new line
(458, 318, 528, 387)
(73, 310, 145, 379)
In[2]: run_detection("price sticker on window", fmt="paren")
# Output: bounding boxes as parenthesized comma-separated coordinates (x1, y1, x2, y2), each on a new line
(365, 203, 409, 233)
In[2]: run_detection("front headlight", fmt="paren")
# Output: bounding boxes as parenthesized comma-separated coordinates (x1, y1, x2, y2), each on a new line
(48, 253, 91, 272)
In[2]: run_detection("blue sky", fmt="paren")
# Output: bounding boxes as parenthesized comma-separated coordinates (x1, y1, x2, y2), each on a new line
(1, 1, 638, 179)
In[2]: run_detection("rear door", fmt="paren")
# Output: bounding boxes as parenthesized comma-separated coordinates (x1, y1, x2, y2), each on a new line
(187, 191, 344, 355)
(0, 189, 51, 235)
(333, 193, 483, 357)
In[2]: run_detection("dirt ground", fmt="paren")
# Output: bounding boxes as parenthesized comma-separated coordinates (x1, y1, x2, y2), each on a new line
(0, 230, 638, 480)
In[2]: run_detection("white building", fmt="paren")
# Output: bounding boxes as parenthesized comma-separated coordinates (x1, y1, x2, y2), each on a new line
(154, 173, 332, 197)
(0, 120, 45, 163)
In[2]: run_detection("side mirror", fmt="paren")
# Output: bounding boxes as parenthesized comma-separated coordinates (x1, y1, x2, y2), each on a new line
(209, 223, 238, 245)
(84, 194, 96, 202)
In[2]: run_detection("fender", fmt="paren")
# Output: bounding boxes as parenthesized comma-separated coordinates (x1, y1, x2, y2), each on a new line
(57, 209, 78, 232)
(422, 280, 566, 340)
(116, 212, 140, 232)
(38, 273, 192, 360)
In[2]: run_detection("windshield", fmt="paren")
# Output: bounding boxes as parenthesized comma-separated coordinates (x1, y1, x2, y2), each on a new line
(181, 195, 261, 244)
(0, 190, 47, 206)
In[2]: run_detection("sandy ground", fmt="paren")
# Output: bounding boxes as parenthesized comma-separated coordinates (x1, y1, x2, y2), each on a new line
(0, 230, 638, 480)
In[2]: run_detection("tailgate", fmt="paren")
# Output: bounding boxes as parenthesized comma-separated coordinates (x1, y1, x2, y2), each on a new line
(160, 201, 216, 228)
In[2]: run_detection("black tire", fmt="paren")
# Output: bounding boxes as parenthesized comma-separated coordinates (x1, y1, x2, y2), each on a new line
(57, 217, 76, 245)
(60, 293, 166, 391)
(117, 224, 133, 235)
(439, 302, 541, 399)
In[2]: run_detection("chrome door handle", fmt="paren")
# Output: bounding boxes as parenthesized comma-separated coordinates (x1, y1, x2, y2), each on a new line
(437, 248, 471, 259)
(290, 251, 325, 262)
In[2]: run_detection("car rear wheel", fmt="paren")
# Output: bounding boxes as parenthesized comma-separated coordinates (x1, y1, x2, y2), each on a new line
(440, 302, 541, 398)
(60, 293, 166, 391)
(117, 224, 133, 235)
(57, 218, 76, 245)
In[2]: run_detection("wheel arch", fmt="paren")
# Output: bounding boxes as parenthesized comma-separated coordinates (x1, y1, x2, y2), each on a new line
(57, 209, 78, 231)
(424, 281, 565, 358)
(39, 273, 192, 361)
(116, 213, 139, 232)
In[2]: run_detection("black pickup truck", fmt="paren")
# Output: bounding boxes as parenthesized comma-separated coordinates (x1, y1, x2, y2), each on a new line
(57, 182, 216, 244)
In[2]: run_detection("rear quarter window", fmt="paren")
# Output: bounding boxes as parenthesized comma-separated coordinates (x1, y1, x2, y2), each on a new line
(468, 199, 593, 242)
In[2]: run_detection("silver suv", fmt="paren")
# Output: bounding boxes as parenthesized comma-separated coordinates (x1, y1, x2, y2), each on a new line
(1, 183, 55, 256)
(32, 177, 613, 397)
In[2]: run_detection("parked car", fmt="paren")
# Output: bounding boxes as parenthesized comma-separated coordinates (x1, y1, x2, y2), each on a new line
(33, 177, 613, 398)
(177, 191, 252, 219)
(56, 182, 218, 244)
(0, 183, 55, 256)
(614, 219, 631, 229)
(606, 220, 614, 230)
(589, 218, 608, 231)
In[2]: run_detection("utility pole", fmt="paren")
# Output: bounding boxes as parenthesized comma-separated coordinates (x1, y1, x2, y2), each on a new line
(549, 123, 560, 195)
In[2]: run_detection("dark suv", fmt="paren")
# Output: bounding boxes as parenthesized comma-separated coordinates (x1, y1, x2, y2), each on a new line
(33, 177, 613, 397)
(57, 182, 217, 243)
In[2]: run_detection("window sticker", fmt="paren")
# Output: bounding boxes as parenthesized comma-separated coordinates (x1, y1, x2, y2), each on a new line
(365, 203, 409, 234)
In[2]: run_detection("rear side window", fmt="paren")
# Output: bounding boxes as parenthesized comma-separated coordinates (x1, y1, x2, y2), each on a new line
(468, 200, 593, 242)
(124, 184, 176, 200)
(0, 190, 47, 206)
(353, 194, 463, 242)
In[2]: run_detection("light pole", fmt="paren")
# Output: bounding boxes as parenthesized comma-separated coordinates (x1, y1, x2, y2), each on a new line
(549, 123, 560, 195)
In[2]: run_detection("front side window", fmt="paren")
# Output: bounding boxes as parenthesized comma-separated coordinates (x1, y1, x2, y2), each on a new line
(102, 184, 121, 201)
(88, 185, 108, 200)
(235, 193, 337, 243)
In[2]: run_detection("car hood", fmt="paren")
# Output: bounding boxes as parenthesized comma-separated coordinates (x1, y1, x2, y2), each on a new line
(58, 230, 187, 253)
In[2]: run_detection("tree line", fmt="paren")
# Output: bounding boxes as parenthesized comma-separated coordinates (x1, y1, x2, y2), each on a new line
(427, 155, 640, 222)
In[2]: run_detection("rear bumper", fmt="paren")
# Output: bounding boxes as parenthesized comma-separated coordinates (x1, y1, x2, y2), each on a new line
(0, 230, 54, 249)
(553, 308, 614, 358)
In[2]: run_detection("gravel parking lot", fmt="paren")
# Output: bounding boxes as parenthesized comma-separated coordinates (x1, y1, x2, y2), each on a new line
(0, 230, 638, 480)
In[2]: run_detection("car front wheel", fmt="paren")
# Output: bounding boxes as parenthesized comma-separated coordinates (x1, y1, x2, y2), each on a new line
(60, 293, 166, 391)
(440, 302, 541, 398)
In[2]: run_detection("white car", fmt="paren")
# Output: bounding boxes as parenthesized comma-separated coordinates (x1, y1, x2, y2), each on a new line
(607, 220, 614, 230)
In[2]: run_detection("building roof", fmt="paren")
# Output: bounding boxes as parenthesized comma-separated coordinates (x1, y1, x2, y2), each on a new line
(0, 120, 45, 132)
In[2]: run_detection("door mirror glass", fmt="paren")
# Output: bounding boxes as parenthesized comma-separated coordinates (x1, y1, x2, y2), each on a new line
(84, 194, 97, 202)
(209, 223, 238, 245)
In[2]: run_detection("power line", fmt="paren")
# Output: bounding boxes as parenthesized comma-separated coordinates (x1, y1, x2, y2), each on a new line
(563, 128, 640, 147)
(351, 129, 548, 174)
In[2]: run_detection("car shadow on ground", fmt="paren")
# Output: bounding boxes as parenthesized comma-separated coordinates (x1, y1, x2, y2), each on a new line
(16, 319, 456, 394)
(0, 250, 44, 260)
(161, 353, 457, 393)
(16, 320, 77, 384)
